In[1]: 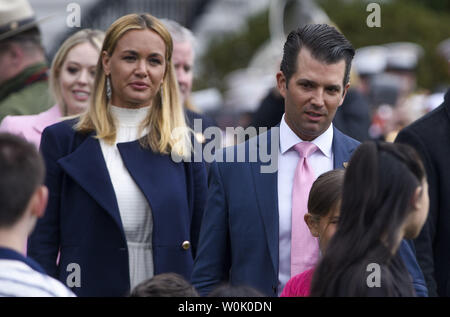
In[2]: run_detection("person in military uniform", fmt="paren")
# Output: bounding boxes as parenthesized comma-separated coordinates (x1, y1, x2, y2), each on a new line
(0, 0, 53, 121)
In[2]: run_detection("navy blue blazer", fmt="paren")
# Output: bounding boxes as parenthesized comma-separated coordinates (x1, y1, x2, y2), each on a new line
(191, 126, 427, 296)
(27, 119, 207, 297)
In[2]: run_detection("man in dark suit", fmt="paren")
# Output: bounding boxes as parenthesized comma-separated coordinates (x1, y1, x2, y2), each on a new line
(192, 24, 427, 297)
(395, 88, 450, 296)
(191, 25, 359, 296)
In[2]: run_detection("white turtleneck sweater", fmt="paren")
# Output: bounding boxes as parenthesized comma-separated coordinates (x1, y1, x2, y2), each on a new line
(99, 105, 153, 290)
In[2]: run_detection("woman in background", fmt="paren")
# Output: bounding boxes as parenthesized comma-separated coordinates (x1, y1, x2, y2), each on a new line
(0, 29, 104, 148)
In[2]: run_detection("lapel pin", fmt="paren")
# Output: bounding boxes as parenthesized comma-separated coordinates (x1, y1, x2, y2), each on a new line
(195, 132, 206, 144)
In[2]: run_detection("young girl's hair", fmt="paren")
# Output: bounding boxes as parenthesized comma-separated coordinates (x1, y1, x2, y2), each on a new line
(308, 169, 345, 221)
(310, 141, 425, 296)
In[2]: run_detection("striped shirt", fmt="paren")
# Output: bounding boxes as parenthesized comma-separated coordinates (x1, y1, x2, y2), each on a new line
(0, 247, 75, 297)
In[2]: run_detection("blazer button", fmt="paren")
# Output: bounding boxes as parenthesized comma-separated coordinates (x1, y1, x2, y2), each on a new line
(181, 240, 191, 250)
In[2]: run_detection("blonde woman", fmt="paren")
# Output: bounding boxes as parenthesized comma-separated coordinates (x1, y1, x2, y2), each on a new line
(27, 14, 207, 297)
(0, 29, 104, 148)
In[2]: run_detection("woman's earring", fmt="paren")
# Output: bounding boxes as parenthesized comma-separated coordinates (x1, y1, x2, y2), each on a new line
(160, 85, 164, 98)
(106, 76, 112, 100)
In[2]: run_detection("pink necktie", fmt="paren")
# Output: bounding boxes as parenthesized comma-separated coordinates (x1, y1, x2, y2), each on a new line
(291, 142, 319, 277)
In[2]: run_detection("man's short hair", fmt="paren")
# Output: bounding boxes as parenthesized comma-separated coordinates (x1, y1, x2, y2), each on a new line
(0, 27, 44, 55)
(280, 24, 355, 88)
(160, 19, 196, 54)
(129, 273, 199, 297)
(0, 133, 44, 228)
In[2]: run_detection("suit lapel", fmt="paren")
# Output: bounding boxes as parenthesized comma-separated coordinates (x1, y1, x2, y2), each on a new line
(58, 135, 125, 236)
(251, 129, 279, 274)
(332, 127, 354, 169)
(116, 140, 185, 226)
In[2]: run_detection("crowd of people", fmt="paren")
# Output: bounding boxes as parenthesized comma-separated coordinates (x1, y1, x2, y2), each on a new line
(0, 0, 449, 298)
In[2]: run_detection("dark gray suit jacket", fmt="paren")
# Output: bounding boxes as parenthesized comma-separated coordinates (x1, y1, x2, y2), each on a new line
(396, 89, 450, 296)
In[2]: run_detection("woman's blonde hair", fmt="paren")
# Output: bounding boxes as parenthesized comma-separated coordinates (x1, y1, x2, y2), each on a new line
(75, 13, 191, 157)
(50, 29, 105, 115)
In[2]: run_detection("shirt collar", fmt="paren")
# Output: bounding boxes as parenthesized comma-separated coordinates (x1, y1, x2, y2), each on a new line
(109, 104, 150, 127)
(0, 246, 47, 274)
(279, 114, 333, 157)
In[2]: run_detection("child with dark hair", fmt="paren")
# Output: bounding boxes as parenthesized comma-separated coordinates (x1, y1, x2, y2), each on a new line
(281, 169, 344, 297)
(0, 133, 74, 296)
(310, 141, 429, 297)
(130, 273, 198, 297)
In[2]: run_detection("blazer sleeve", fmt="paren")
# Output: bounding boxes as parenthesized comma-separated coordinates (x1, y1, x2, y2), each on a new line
(398, 239, 428, 297)
(191, 160, 231, 296)
(27, 126, 63, 277)
(395, 128, 438, 296)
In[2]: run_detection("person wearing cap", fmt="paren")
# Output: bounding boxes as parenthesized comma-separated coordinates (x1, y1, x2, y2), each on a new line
(352, 45, 388, 99)
(384, 42, 424, 100)
(0, 0, 53, 122)
(0, 29, 104, 148)
(382, 42, 429, 142)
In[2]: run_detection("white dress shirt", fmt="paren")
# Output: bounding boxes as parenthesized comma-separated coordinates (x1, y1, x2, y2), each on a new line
(277, 114, 334, 294)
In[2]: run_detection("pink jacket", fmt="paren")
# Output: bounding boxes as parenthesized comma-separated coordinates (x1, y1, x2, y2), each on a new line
(0, 104, 62, 148)
(280, 268, 315, 297)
